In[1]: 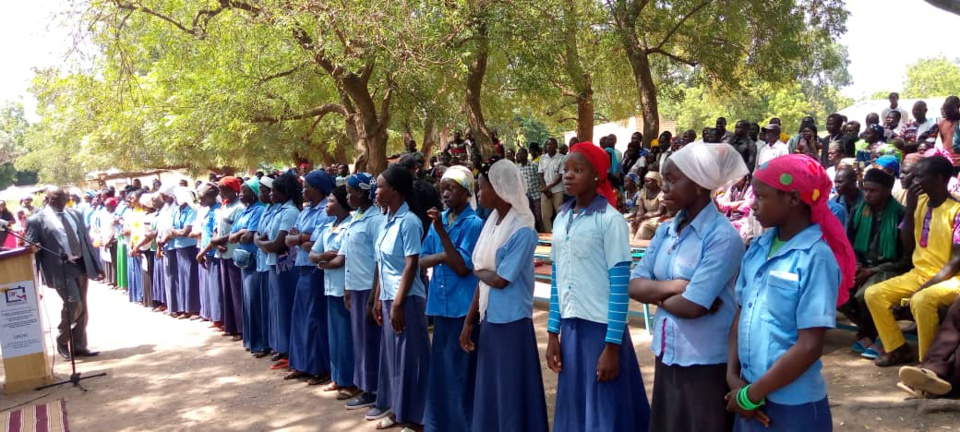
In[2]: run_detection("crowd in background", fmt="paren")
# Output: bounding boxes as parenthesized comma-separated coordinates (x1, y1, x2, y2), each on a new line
(2, 92, 960, 432)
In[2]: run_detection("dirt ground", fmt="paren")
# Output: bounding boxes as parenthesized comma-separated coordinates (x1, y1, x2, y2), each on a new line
(0, 281, 958, 431)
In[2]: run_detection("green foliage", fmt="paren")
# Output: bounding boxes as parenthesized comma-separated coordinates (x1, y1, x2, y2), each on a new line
(903, 57, 960, 98)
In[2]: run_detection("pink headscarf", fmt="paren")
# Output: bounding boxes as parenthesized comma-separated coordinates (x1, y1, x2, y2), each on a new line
(754, 154, 855, 306)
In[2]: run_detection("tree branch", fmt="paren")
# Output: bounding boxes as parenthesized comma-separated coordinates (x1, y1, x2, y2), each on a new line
(650, 0, 710, 52)
(252, 103, 348, 123)
(646, 48, 699, 67)
(257, 62, 310, 84)
(112, 0, 260, 38)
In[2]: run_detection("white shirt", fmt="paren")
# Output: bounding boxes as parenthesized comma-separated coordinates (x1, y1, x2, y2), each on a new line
(757, 141, 789, 166)
(45, 207, 81, 260)
(882, 105, 909, 128)
(538, 153, 565, 194)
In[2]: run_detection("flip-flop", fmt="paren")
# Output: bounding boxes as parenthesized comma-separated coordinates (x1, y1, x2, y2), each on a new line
(897, 381, 929, 399)
(376, 417, 397, 430)
(899, 366, 952, 396)
(323, 382, 339, 392)
(861, 346, 882, 360)
(851, 340, 867, 353)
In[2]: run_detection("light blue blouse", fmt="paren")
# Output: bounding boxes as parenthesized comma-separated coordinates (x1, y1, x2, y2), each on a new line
(266, 201, 300, 266)
(294, 199, 331, 266)
(170, 205, 198, 249)
(631, 202, 744, 366)
(340, 207, 384, 292)
(375, 203, 425, 300)
(255, 203, 277, 273)
(484, 227, 539, 324)
(313, 215, 353, 297)
(736, 225, 839, 405)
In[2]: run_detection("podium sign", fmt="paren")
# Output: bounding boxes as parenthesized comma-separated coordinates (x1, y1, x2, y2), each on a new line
(0, 248, 53, 393)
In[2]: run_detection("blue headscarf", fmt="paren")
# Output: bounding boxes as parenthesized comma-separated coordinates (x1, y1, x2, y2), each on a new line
(347, 172, 377, 202)
(875, 155, 900, 177)
(304, 170, 336, 195)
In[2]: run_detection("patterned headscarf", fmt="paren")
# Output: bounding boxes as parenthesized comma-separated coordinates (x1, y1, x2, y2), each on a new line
(347, 172, 377, 202)
(754, 154, 856, 306)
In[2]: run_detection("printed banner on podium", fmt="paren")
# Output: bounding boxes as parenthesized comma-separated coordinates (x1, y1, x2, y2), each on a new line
(0, 280, 44, 359)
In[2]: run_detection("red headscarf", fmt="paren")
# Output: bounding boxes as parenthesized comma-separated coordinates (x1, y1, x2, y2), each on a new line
(104, 197, 118, 207)
(570, 142, 617, 207)
(754, 154, 855, 306)
(218, 176, 242, 194)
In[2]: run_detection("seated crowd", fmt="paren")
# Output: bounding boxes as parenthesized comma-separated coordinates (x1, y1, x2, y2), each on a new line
(3, 92, 960, 432)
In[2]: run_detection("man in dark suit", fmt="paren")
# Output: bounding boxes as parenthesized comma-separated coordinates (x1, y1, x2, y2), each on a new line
(25, 187, 104, 360)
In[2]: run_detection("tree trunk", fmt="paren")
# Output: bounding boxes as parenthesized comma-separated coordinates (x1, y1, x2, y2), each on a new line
(340, 74, 391, 174)
(422, 115, 437, 158)
(464, 21, 492, 157)
(626, 50, 659, 148)
(562, 0, 594, 144)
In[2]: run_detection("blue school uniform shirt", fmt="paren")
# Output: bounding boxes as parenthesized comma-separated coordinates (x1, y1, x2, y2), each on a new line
(631, 202, 744, 366)
(736, 225, 839, 405)
(827, 200, 847, 226)
(294, 199, 331, 266)
(485, 227, 539, 324)
(170, 205, 198, 249)
(340, 207, 384, 292)
(375, 202, 425, 301)
(422, 206, 483, 318)
(231, 202, 264, 256)
(313, 215, 353, 297)
(266, 201, 300, 266)
(199, 203, 221, 257)
(255, 203, 278, 273)
(549, 196, 632, 339)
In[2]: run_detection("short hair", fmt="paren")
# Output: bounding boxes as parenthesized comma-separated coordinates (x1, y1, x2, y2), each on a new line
(889, 111, 902, 120)
(889, 92, 899, 99)
(916, 155, 954, 181)
(827, 113, 843, 122)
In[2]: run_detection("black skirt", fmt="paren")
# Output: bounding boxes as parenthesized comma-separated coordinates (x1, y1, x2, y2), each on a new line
(649, 357, 733, 432)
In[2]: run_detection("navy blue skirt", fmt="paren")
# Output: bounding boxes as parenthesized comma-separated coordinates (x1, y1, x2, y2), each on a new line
(553, 318, 650, 432)
(328, 294, 355, 386)
(242, 268, 268, 352)
(424, 316, 477, 432)
(221, 259, 243, 334)
(472, 318, 549, 432)
(733, 397, 831, 432)
(200, 257, 223, 322)
(127, 254, 143, 303)
(152, 252, 165, 304)
(163, 250, 180, 312)
(375, 297, 430, 425)
(268, 265, 299, 354)
(349, 289, 380, 393)
(287, 267, 329, 375)
(175, 246, 201, 314)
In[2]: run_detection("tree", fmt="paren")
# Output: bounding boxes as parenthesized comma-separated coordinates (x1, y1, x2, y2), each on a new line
(606, 0, 848, 146)
(903, 57, 960, 98)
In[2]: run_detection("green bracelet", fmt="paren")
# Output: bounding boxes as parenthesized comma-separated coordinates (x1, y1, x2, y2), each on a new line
(737, 385, 765, 411)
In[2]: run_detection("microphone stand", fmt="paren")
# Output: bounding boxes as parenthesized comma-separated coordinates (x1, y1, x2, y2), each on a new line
(0, 226, 108, 392)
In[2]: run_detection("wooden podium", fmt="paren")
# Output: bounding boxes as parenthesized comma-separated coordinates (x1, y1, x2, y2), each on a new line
(0, 248, 53, 393)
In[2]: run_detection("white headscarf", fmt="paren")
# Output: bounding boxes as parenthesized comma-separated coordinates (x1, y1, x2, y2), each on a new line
(472, 160, 535, 320)
(441, 165, 477, 209)
(664, 141, 749, 191)
(173, 186, 198, 210)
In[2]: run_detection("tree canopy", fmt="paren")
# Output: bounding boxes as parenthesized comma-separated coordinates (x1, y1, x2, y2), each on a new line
(15, 0, 853, 184)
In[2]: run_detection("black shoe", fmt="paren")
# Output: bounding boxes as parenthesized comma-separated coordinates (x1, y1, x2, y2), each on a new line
(270, 352, 283, 361)
(57, 344, 71, 361)
(74, 349, 100, 357)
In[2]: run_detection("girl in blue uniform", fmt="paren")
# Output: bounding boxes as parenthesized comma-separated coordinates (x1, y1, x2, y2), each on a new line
(726, 154, 855, 432)
(195, 183, 222, 326)
(460, 159, 549, 432)
(229, 179, 266, 355)
(371, 165, 430, 431)
(546, 142, 650, 432)
(252, 177, 278, 358)
(421, 166, 484, 432)
(312, 186, 356, 397)
(171, 187, 201, 318)
(254, 173, 302, 369)
(630, 142, 748, 432)
(285, 170, 334, 383)
(340, 173, 384, 413)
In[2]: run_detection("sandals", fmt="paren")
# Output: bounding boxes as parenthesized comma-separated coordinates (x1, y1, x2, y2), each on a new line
(284, 370, 308, 380)
(899, 366, 952, 396)
(376, 417, 397, 430)
(307, 375, 332, 386)
(337, 387, 360, 401)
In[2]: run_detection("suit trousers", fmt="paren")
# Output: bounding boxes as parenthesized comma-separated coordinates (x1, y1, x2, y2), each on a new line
(55, 261, 90, 351)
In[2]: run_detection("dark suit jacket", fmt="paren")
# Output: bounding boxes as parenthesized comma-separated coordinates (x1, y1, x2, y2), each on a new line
(25, 207, 103, 289)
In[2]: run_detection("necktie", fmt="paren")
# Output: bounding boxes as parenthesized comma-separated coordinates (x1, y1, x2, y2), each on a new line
(59, 213, 81, 259)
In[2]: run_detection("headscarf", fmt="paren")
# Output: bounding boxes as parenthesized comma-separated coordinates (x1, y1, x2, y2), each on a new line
(244, 177, 260, 197)
(874, 155, 901, 177)
(174, 186, 198, 209)
(138, 193, 155, 209)
(473, 160, 535, 320)
(104, 197, 118, 208)
(570, 142, 617, 207)
(260, 175, 275, 190)
(644, 171, 662, 187)
(625, 172, 641, 187)
(218, 176, 242, 194)
(903, 152, 924, 167)
(924, 147, 953, 161)
(441, 165, 477, 209)
(347, 172, 377, 202)
(304, 170, 336, 195)
(664, 141, 749, 191)
(603, 147, 621, 175)
(159, 183, 177, 197)
(754, 154, 856, 306)
(868, 124, 885, 141)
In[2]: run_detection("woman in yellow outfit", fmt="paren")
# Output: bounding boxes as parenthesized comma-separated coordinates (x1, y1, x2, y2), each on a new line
(866, 154, 960, 367)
